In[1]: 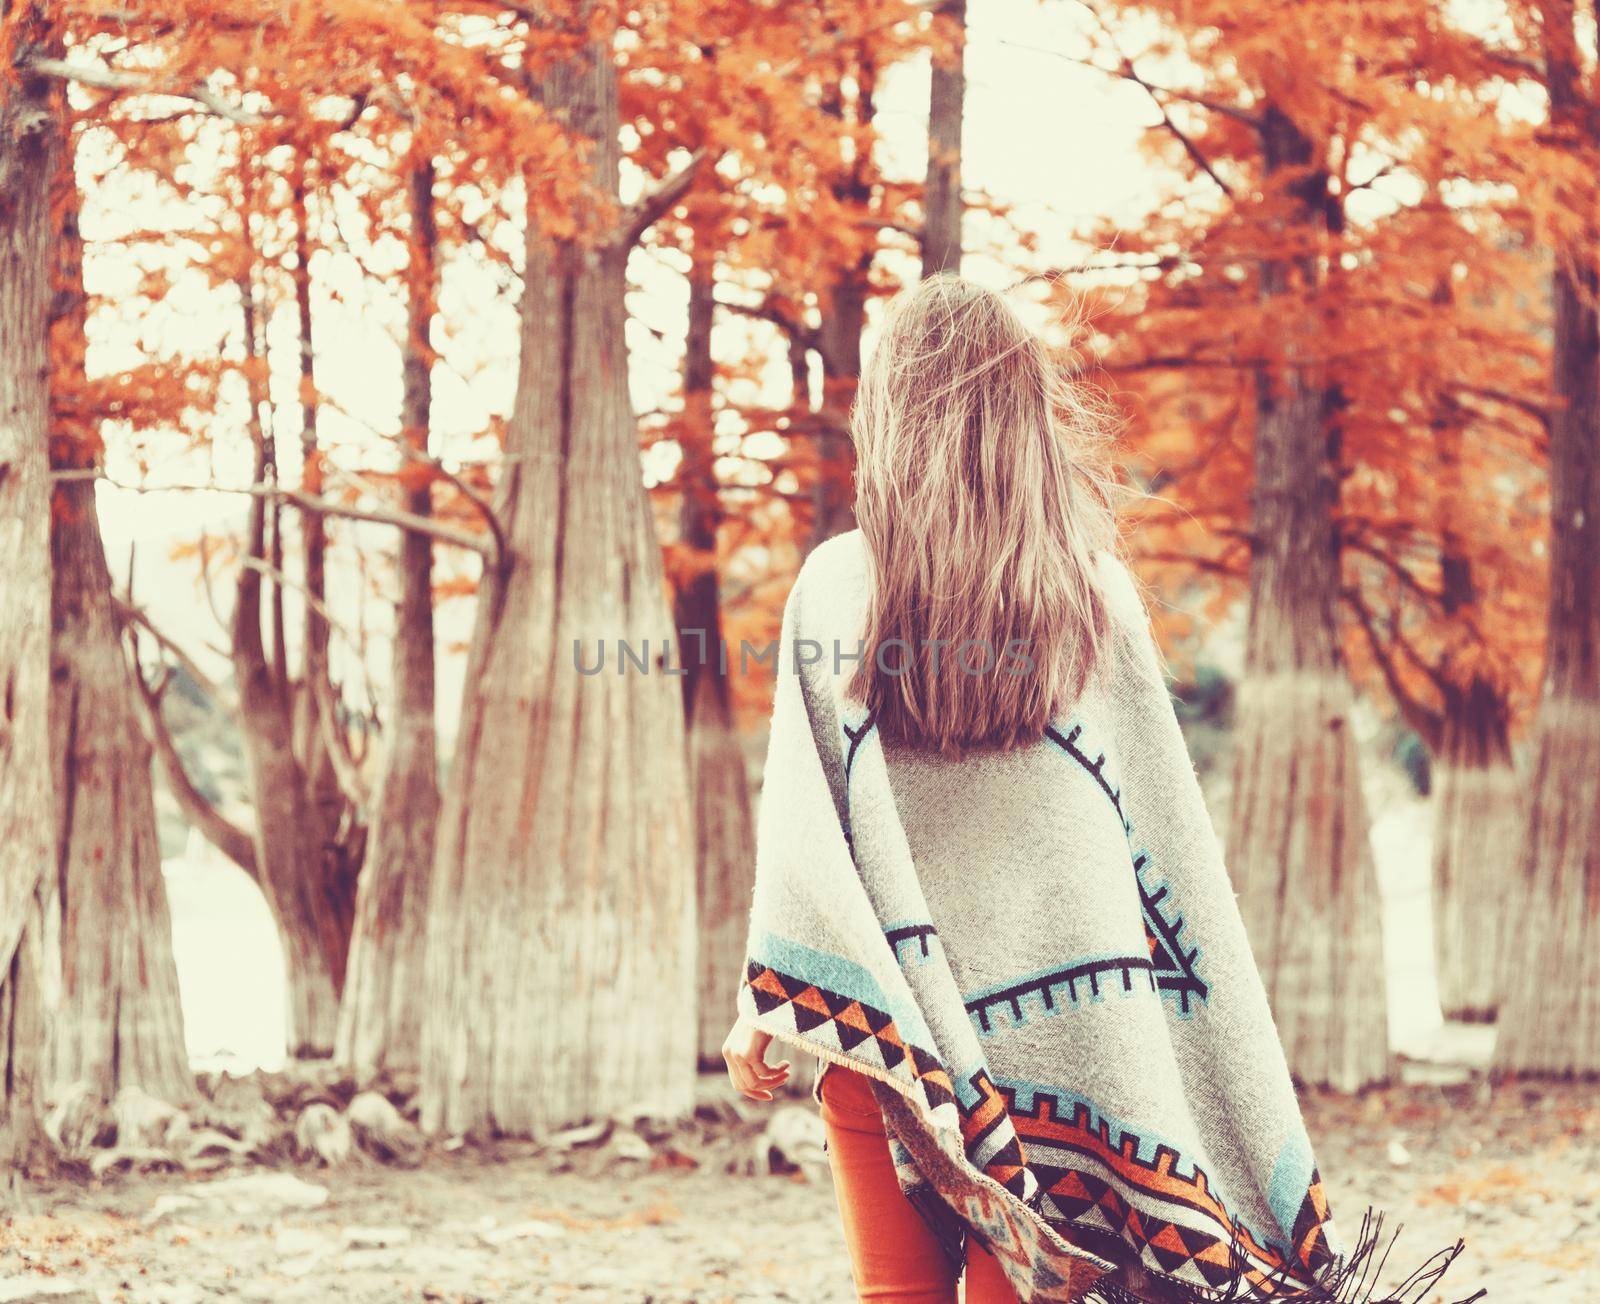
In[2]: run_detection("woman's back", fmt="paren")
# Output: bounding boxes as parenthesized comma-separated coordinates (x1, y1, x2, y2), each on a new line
(797, 529, 1152, 1032)
(726, 277, 1369, 1301)
(745, 522, 1350, 1299)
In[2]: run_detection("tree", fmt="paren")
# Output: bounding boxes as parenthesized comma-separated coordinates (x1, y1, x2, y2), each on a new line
(122, 156, 366, 1059)
(1226, 104, 1388, 1091)
(1358, 357, 1545, 1025)
(0, 4, 63, 1170)
(640, 3, 924, 557)
(670, 248, 758, 1066)
(921, 0, 965, 277)
(1369, 380, 1541, 1025)
(1317, 253, 1545, 1026)
(337, 152, 442, 1080)
(56, 1, 551, 1072)
(418, 11, 697, 1136)
(1493, 0, 1600, 1075)
(808, 64, 876, 550)
(225, 151, 363, 1057)
(1074, 1, 1541, 1086)
(47, 156, 192, 1105)
(620, 4, 921, 1062)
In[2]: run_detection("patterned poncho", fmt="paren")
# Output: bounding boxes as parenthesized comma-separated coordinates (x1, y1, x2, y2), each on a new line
(736, 532, 1465, 1304)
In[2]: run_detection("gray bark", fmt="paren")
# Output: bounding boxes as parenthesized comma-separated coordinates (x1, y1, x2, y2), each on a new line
(0, 29, 61, 1169)
(1431, 753, 1517, 1024)
(1228, 106, 1388, 1091)
(1493, 248, 1600, 1072)
(337, 158, 440, 1080)
(419, 26, 694, 1137)
(674, 256, 757, 1065)
(48, 480, 194, 1105)
(920, 0, 965, 278)
(45, 169, 192, 1107)
(1428, 405, 1517, 1024)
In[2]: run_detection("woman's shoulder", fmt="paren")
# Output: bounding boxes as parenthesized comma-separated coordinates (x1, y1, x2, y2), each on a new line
(800, 528, 868, 580)
(778, 529, 871, 652)
(1088, 547, 1170, 692)
(791, 534, 1145, 631)
(792, 529, 871, 609)
(1089, 547, 1147, 625)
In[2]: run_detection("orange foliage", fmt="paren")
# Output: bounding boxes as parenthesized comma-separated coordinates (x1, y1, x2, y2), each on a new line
(1074, 0, 1554, 743)
(17, 0, 1580, 755)
(625, 0, 932, 721)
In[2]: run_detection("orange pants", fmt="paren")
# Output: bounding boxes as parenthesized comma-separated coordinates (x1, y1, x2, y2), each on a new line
(819, 1065, 1020, 1303)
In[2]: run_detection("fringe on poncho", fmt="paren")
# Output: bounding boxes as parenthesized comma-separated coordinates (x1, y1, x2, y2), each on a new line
(737, 532, 1479, 1304)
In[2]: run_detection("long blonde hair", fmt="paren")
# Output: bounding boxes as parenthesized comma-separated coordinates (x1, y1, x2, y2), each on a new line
(848, 274, 1118, 757)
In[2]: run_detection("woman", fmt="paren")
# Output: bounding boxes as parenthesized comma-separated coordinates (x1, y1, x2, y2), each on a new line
(722, 277, 1469, 1304)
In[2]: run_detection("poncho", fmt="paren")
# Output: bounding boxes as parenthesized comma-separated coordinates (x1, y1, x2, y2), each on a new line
(736, 531, 1471, 1304)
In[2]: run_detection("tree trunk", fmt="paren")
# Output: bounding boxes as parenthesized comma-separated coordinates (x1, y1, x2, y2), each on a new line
(921, 0, 965, 279)
(1428, 397, 1516, 1024)
(810, 70, 876, 551)
(48, 479, 195, 1104)
(419, 31, 694, 1137)
(674, 255, 757, 1066)
(337, 158, 440, 1081)
(812, 278, 863, 549)
(1430, 685, 1516, 1024)
(231, 274, 347, 1058)
(286, 156, 360, 964)
(686, 672, 756, 1067)
(0, 38, 62, 1170)
(46, 185, 191, 1104)
(233, 650, 346, 1056)
(1228, 106, 1388, 1091)
(45, 163, 190, 1107)
(1493, 251, 1600, 1073)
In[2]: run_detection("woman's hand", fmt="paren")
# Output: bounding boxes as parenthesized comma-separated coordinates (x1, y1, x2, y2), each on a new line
(721, 1017, 791, 1102)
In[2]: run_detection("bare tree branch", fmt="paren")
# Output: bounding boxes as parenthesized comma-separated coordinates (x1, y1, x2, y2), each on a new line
(1341, 584, 1444, 748)
(391, 446, 511, 577)
(115, 597, 231, 705)
(620, 148, 707, 249)
(1049, 5, 1245, 197)
(124, 627, 259, 879)
(721, 297, 820, 352)
(57, 469, 497, 559)
(26, 56, 266, 125)
(1001, 40, 1261, 127)
(1452, 382, 1552, 430)
(310, 670, 370, 813)
(235, 557, 369, 656)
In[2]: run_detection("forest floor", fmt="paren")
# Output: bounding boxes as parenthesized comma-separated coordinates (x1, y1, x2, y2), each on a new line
(1, 1072, 1596, 1304)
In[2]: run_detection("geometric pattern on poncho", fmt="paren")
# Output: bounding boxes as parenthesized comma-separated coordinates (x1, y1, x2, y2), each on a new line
(742, 955, 1335, 1298)
(744, 964, 1114, 1302)
(744, 961, 959, 1119)
(824, 713, 1331, 1293)
(1045, 720, 1209, 1015)
(740, 540, 1480, 1304)
(1003, 1080, 1336, 1293)
(865, 712, 1211, 1021)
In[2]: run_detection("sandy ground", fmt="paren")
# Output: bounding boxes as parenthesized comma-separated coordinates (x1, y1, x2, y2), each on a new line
(1, 1073, 1596, 1304)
